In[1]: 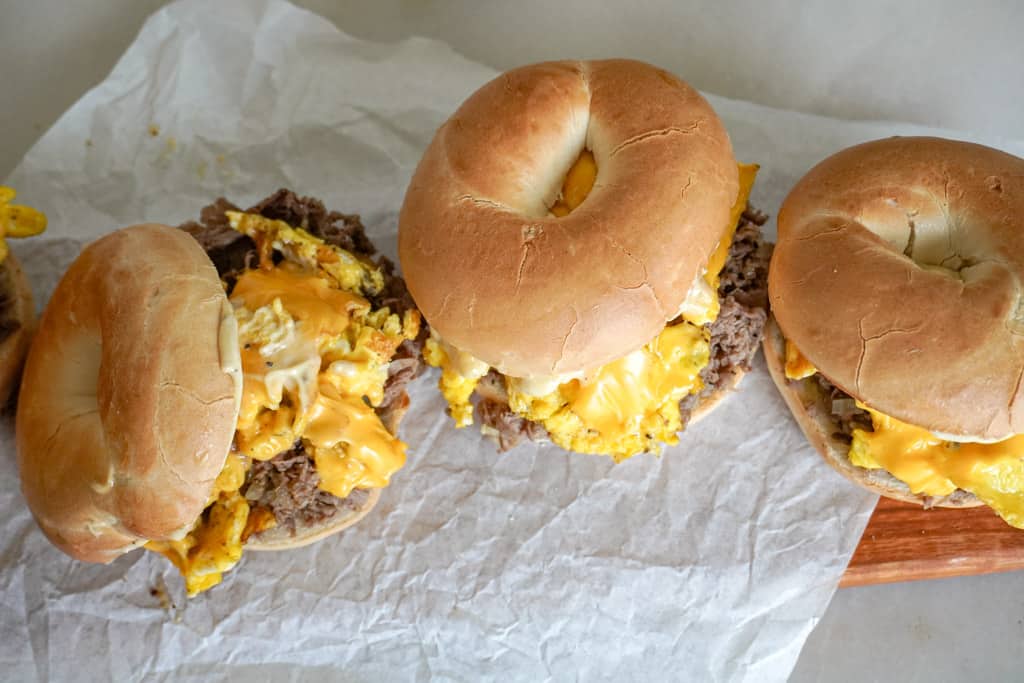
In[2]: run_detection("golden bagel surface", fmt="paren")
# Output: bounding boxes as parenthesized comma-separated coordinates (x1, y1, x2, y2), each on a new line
(16, 225, 242, 563)
(399, 59, 738, 378)
(770, 137, 1024, 441)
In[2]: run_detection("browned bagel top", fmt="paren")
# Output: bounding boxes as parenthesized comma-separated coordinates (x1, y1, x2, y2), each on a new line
(770, 137, 1024, 441)
(399, 59, 738, 377)
(16, 225, 242, 562)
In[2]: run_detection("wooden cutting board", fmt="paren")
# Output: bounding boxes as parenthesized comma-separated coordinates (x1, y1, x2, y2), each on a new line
(840, 496, 1024, 587)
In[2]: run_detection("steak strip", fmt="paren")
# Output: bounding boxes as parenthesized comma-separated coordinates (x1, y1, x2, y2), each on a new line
(181, 189, 421, 534)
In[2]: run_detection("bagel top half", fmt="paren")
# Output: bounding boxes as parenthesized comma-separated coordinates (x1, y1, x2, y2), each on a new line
(17, 225, 242, 563)
(399, 59, 738, 378)
(770, 136, 1024, 442)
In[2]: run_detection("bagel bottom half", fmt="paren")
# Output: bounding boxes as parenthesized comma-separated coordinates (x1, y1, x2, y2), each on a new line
(763, 318, 981, 509)
(0, 253, 35, 406)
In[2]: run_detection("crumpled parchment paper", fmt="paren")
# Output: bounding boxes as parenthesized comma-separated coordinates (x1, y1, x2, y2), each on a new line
(4, 1, 1023, 680)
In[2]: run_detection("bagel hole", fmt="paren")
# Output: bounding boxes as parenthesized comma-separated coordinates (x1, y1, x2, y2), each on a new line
(549, 149, 596, 217)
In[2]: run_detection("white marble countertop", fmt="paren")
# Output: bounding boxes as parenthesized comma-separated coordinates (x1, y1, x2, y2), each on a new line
(4, 1, 1023, 679)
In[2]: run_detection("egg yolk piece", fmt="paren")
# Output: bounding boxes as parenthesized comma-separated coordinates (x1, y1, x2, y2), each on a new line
(550, 150, 597, 216)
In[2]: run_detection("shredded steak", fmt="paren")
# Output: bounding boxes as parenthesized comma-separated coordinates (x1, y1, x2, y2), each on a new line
(180, 189, 421, 535)
(241, 443, 370, 532)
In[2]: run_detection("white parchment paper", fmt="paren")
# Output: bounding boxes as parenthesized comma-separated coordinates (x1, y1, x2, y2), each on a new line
(4, 1, 1024, 680)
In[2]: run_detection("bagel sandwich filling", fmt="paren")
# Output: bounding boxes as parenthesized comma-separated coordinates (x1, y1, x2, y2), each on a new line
(425, 161, 769, 461)
(782, 342, 1024, 528)
(147, 191, 422, 595)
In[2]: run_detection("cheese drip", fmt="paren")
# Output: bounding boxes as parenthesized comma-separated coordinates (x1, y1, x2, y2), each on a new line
(783, 339, 817, 380)
(680, 163, 759, 326)
(424, 163, 757, 459)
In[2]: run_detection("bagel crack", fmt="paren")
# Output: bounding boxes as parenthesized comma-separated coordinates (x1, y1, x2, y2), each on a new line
(1009, 365, 1024, 415)
(554, 306, 581, 373)
(457, 194, 507, 212)
(791, 223, 849, 242)
(679, 175, 694, 199)
(513, 241, 533, 295)
(903, 217, 916, 257)
(434, 292, 453, 321)
(855, 321, 925, 391)
(158, 380, 233, 408)
(602, 234, 648, 290)
(608, 122, 703, 158)
(41, 409, 100, 459)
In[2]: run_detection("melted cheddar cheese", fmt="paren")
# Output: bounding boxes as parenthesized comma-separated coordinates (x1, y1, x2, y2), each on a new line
(0, 186, 47, 263)
(148, 212, 419, 595)
(425, 162, 757, 460)
(550, 150, 598, 216)
(783, 339, 817, 380)
(508, 322, 708, 461)
(850, 408, 1024, 528)
(783, 337, 1024, 529)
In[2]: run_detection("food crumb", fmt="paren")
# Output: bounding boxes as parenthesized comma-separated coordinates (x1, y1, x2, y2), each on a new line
(166, 137, 177, 152)
(149, 124, 160, 137)
(150, 577, 175, 612)
(85, 139, 93, 147)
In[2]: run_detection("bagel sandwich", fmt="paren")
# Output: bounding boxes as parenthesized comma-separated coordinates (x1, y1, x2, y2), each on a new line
(17, 190, 422, 595)
(0, 187, 46, 403)
(766, 136, 1024, 527)
(399, 60, 771, 461)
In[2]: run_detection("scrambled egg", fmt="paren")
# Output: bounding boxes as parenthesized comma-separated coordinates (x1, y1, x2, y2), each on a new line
(148, 212, 420, 595)
(0, 186, 47, 262)
(508, 322, 709, 461)
(424, 161, 758, 461)
(783, 339, 1024, 529)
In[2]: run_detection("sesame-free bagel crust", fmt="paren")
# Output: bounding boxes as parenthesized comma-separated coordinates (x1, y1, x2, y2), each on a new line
(17, 225, 242, 562)
(400, 59, 738, 377)
(769, 137, 1024, 441)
